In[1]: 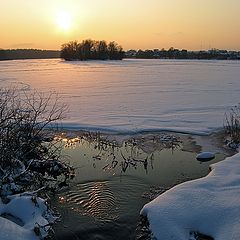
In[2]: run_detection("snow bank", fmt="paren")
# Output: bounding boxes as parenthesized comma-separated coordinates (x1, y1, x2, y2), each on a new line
(141, 152, 240, 240)
(0, 195, 56, 240)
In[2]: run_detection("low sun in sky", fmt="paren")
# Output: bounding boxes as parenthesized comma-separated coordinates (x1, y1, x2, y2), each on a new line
(0, 0, 240, 50)
(56, 10, 72, 32)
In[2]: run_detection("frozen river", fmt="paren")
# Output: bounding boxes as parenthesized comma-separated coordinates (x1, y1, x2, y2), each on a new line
(0, 58, 239, 135)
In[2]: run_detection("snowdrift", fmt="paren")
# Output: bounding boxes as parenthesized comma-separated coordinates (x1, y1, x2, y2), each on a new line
(141, 152, 240, 240)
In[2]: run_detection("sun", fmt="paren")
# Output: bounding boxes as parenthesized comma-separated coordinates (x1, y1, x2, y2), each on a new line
(56, 11, 72, 31)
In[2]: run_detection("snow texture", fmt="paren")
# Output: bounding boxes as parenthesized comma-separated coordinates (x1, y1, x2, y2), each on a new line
(0, 59, 239, 135)
(140, 151, 240, 240)
(0, 195, 56, 240)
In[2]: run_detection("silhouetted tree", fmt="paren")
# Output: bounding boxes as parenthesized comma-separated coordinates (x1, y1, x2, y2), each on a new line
(108, 41, 124, 60)
(60, 39, 124, 61)
(125, 48, 240, 60)
(97, 40, 108, 60)
(80, 39, 94, 60)
(60, 41, 79, 60)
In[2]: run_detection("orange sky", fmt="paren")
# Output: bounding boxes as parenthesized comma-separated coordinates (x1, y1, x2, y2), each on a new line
(0, 0, 240, 50)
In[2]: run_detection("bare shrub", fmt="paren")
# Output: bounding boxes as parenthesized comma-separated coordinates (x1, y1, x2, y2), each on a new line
(224, 104, 240, 145)
(0, 88, 74, 196)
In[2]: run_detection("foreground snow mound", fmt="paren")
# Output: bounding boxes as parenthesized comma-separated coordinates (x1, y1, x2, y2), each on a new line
(141, 152, 240, 240)
(0, 195, 57, 240)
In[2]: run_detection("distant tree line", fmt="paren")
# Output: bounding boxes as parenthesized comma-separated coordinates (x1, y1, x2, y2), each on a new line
(0, 49, 60, 61)
(60, 39, 124, 61)
(1, 46, 239, 62)
(125, 47, 240, 60)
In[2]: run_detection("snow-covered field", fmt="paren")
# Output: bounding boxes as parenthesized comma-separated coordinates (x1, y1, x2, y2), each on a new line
(0, 59, 239, 134)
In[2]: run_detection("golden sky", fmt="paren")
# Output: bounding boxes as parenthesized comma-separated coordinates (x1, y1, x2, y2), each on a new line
(0, 0, 240, 50)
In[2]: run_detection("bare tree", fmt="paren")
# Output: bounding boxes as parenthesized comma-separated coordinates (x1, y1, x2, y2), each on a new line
(60, 41, 79, 60)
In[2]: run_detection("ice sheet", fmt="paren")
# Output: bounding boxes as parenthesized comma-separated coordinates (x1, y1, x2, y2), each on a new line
(0, 59, 239, 134)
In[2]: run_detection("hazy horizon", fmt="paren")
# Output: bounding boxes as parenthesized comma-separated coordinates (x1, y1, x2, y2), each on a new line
(1, 46, 240, 52)
(1, 0, 240, 51)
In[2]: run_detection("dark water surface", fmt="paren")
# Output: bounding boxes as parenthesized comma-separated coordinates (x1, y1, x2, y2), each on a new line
(51, 134, 226, 240)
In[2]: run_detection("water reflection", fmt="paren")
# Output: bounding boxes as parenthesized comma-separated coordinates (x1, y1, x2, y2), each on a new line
(57, 180, 123, 223)
(52, 131, 226, 240)
(56, 131, 182, 175)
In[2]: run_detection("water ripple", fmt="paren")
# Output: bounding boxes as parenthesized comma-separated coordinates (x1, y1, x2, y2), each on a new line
(59, 181, 117, 222)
